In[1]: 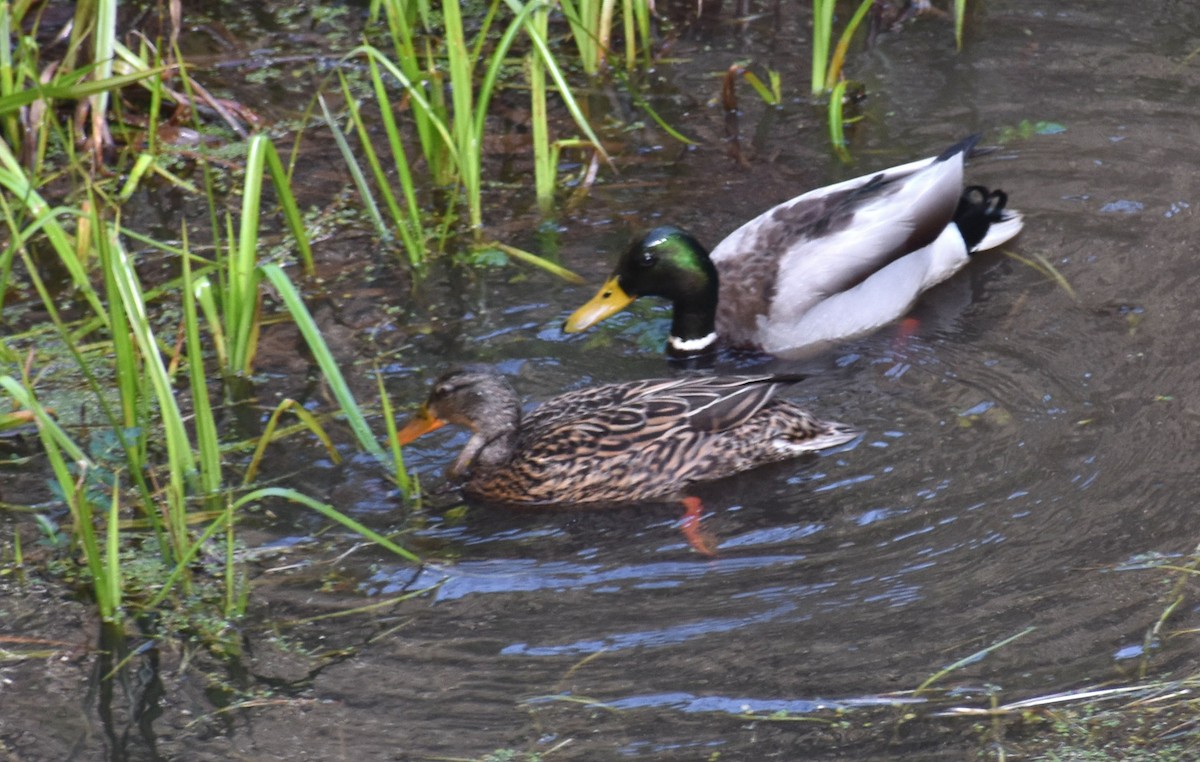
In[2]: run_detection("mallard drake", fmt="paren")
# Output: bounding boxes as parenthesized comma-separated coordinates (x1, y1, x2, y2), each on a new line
(396, 367, 858, 506)
(563, 135, 1024, 360)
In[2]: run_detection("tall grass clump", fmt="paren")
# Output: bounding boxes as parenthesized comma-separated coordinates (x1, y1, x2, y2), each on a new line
(559, 0, 655, 73)
(0, 6, 421, 643)
(192, 134, 313, 377)
(811, 0, 971, 160)
(352, 0, 610, 254)
(2, 168, 418, 635)
(810, 0, 873, 161)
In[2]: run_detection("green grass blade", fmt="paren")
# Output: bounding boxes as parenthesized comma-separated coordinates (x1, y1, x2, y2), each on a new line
(365, 56, 426, 265)
(621, 0, 635, 71)
(117, 153, 156, 201)
(1004, 250, 1078, 301)
(236, 487, 420, 563)
(229, 136, 268, 373)
(442, 0, 480, 229)
(824, 0, 874, 91)
(99, 206, 141, 431)
(633, 0, 652, 69)
(955, 0, 966, 50)
(319, 92, 389, 239)
(193, 275, 229, 371)
(349, 45, 461, 171)
(91, 0, 117, 134)
(0, 142, 109, 327)
(812, 0, 833, 94)
(104, 473, 123, 621)
(741, 69, 781, 106)
(0, 4, 16, 147)
(0, 377, 91, 465)
(597, 0, 616, 68)
(376, 369, 412, 494)
(181, 230, 223, 499)
(243, 399, 344, 486)
(490, 242, 585, 283)
(100, 223, 198, 554)
(469, 0, 504, 70)
(258, 263, 389, 465)
(257, 138, 315, 261)
(500, 0, 613, 167)
(916, 627, 1036, 695)
(224, 498, 244, 618)
(827, 79, 851, 163)
(558, 0, 597, 75)
(335, 69, 405, 240)
(225, 134, 315, 373)
(0, 68, 165, 116)
(631, 91, 697, 145)
(376, 0, 445, 181)
(528, 3, 554, 212)
(475, 2, 543, 150)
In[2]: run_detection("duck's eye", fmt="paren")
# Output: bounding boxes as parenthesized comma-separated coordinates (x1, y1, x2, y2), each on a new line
(638, 251, 657, 268)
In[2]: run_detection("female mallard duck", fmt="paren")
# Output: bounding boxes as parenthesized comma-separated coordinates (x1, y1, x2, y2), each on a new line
(396, 367, 857, 506)
(563, 135, 1024, 360)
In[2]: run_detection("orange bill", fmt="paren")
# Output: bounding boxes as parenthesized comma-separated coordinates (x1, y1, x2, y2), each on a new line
(562, 276, 635, 333)
(396, 406, 447, 446)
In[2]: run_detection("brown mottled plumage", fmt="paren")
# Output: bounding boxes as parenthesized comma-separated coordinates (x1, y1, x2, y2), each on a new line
(396, 367, 858, 506)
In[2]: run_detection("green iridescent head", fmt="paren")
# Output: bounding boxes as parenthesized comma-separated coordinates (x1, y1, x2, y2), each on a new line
(563, 227, 720, 353)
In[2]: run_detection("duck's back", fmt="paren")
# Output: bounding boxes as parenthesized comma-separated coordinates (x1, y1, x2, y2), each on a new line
(464, 377, 856, 505)
(709, 146, 972, 354)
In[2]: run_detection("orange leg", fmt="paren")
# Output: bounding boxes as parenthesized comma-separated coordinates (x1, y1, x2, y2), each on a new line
(679, 496, 718, 557)
(891, 316, 921, 354)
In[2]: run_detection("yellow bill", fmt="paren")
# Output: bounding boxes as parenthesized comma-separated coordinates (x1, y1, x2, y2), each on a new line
(562, 276, 636, 333)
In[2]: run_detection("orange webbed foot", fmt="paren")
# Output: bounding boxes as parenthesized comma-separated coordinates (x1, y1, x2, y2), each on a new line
(679, 496, 719, 557)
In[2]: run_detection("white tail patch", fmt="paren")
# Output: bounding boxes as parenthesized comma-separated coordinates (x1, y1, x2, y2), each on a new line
(972, 211, 1024, 252)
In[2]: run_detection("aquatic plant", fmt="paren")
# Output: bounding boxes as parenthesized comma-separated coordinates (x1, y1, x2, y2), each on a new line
(810, 0, 873, 161)
(191, 133, 313, 377)
(358, 0, 609, 242)
(0, 6, 421, 638)
(955, 0, 967, 50)
(559, 0, 654, 73)
(1, 168, 417, 630)
(810, 0, 836, 96)
(811, 0, 973, 161)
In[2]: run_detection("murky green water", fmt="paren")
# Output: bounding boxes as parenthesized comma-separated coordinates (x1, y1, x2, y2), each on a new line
(4, 0, 1200, 759)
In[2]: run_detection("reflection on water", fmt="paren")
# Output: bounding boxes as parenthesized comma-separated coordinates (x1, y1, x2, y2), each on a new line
(592, 691, 925, 715)
(372, 554, 813, 604)
(501, 599, 799, 656)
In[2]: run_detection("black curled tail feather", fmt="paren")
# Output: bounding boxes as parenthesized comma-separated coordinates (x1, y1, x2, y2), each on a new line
(954, 185, 1010, 251)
